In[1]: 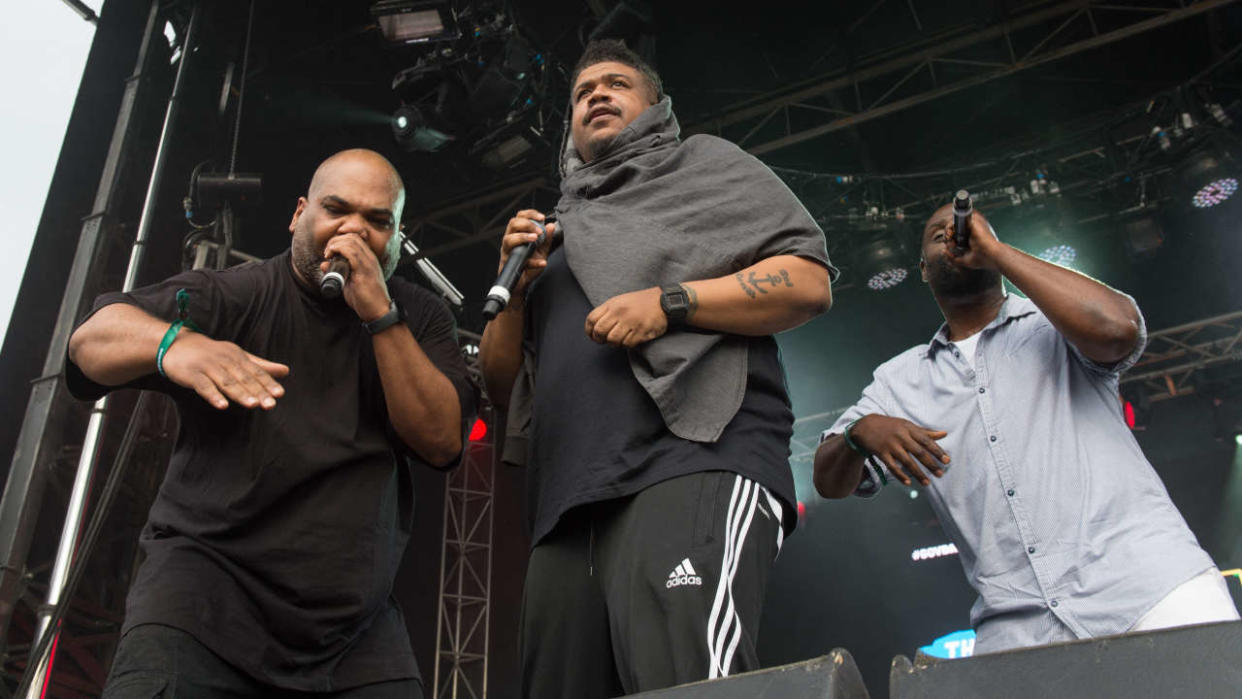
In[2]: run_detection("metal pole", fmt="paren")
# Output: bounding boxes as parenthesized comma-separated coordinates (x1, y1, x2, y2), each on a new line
(125, 2, 201, 293)
(22, 3, 202, 696)
(0, 0, 163, 644)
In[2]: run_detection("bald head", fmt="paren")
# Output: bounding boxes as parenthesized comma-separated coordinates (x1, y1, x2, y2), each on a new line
(289, 148, 409, 285)
(308, 148, 406, 221)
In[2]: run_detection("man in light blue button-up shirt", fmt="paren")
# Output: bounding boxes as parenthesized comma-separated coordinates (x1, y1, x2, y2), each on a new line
(814, 203, 1238, 653)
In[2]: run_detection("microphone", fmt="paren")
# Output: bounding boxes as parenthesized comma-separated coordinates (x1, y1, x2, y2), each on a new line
(482, 220, 547, 320)
(952, 190, 973, 251)
(320, 256, 350, 299)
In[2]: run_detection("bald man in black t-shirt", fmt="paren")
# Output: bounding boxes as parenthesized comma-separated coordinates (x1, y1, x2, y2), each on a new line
(68, 149, 475, 698)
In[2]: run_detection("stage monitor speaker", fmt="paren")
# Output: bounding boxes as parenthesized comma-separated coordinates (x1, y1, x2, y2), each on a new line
(890, 620, 1242, 698)
(629, 650, 870, 698)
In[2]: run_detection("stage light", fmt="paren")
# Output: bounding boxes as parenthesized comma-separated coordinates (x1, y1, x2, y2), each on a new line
(1037, 244, 1077, 267)
(867, 267, 908, 291)
(1192, 177, 1238, 209)
(391, 105, 453, 152)
(1235, 434, 1242, 447)
(478, 133, 534, 170)
(371, 1, 459, 44)
(854, 233, 910, 292)
(1181, 151, 1238, 210)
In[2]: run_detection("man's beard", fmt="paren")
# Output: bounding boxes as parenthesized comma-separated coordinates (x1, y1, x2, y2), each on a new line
(290, 224, 398, 295)
(925, 255, 1002, 299)
(291, 225, 325, 289)
(584, 132, 620, 163)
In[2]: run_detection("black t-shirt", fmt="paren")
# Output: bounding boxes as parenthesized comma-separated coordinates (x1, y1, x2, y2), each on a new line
(65, 251, 476, 692)
(523, 246, 797, 546)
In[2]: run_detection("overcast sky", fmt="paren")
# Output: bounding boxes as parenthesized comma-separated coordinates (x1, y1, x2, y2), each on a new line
(0, 3, 96, 347)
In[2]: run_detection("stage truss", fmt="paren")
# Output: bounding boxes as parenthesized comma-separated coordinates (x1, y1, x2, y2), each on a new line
(433, 335, 495, 699)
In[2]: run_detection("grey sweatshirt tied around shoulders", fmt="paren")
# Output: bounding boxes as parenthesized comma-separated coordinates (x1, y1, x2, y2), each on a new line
(506, 96, 832, 456)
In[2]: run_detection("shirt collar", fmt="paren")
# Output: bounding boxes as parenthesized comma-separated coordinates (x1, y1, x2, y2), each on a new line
(924, 294, 1037, 357)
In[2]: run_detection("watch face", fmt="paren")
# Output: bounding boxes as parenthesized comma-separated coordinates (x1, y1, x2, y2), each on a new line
(661, 286, 689, 321)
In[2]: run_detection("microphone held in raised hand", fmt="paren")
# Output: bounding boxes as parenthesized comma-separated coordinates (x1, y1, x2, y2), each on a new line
(953, 190, 973, 251)
(320, 256, 350, 299)
(482, 219, 548, 320)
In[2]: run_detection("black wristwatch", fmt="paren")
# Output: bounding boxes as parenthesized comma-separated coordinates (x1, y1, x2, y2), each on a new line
(659, 284, 691, 327)
(363, 300, 405, 335)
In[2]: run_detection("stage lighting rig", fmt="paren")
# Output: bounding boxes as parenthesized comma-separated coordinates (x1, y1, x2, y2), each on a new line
(382, 2, 549, 166)
(372, 0, 460, 44)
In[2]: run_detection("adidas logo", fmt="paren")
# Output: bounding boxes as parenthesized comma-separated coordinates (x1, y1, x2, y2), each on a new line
(666, 558, 703, 588)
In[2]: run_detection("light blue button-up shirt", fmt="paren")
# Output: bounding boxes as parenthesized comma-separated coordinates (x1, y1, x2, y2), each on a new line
(825, 295, 1215, 653)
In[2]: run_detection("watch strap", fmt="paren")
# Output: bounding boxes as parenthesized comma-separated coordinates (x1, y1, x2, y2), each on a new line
(363, 300, 404, 335)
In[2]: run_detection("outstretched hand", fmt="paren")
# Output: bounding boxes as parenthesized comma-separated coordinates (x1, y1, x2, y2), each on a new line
(161, 330, 289, 410)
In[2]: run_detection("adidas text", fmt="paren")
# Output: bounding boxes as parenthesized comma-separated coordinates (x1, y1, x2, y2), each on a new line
(666, 575, 702, 588)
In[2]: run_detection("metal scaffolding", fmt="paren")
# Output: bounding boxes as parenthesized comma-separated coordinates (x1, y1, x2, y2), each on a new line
(1120, 310, 1242, 402)
(0, 1, 167, 645)
(433, 400, 496, 699)
(687, 0, 1242, 155)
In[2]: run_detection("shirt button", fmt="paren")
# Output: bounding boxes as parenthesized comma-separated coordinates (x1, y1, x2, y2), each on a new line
(990, 435, 997, 442)
(1007, 489, 1015, 497)
(954, 351, 961, 358)
(1050, 600, 1059, 608)
(978, 387, 986, 394)
(1028, 546, 1036, 554)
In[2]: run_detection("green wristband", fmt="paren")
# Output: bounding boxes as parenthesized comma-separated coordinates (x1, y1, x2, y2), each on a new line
(843, 418, 869, 456)
(156, 288, 201, 378)
(156, 321, 186, 378)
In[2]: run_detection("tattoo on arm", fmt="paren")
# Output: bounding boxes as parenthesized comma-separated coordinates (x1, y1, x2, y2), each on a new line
(735, 272, 756, 298)
(738, 269, 795, 298)
(683, 284, 699, 318)
(734, 267, 795, 300)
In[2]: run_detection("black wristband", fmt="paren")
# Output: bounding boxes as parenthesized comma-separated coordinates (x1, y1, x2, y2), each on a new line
(363, 300, 405, 335)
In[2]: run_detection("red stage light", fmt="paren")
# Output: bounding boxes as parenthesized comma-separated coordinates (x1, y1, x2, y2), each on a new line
(797, 501, 806, 519)
(1124, 401, 1136, 429)
(469, 418, 487, 441)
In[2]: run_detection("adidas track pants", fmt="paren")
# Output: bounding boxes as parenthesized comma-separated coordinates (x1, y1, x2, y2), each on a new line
(519, 470, 784, 698)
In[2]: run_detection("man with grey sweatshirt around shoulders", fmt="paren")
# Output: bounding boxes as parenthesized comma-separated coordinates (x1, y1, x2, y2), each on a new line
(479, 39, 836, 698)
(815, 203, 1238, 654)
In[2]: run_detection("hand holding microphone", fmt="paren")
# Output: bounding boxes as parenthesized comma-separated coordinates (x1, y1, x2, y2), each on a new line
(318, 234, 392, 324)
(483, 211, 556, 320)
(952, 190, 973, 252)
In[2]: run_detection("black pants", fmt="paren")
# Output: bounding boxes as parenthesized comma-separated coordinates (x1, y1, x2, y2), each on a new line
(101, 624, 423, 699)
(520, 471, 783, 698)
